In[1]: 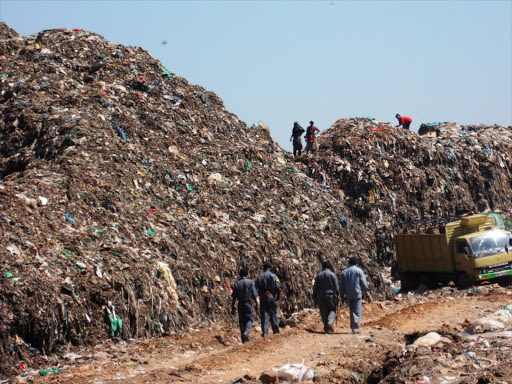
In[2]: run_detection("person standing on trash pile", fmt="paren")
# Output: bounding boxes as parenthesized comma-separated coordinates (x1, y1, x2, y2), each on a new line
(395, 114, 413, 130)
(290, 121, 305, 158)
(313, 261, 340, 334)
(339, 257, 371, 334)
(305, 121, 320, 154)
(231, 267, 259, 343)
(255, 262, 281, 337)
(476, 192, 491, 212)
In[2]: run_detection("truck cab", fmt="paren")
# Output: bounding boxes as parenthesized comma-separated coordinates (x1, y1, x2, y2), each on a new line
(455, 229, 512, 286)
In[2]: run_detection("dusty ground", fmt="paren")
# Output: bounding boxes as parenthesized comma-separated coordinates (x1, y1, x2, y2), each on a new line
(11, 285, 512, 384)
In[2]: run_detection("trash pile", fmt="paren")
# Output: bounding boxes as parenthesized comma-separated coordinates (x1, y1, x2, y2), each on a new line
(310, 117, 512, 265)
(0, 23, 389, 377)
(368, 306, 512, 384)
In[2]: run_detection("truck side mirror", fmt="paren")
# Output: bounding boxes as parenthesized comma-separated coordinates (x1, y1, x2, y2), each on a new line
(509, 238, 512, 246)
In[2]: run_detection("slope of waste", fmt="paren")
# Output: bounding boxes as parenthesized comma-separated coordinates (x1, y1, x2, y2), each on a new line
(0, 23, 390, 377)
(308, 117, 512, 266)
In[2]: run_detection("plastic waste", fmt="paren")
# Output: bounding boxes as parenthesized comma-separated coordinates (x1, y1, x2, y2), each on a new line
(109, 313, 123, 336)
(39, 367, 63, 376)
(115, 124, 128, 141)
(64, 213, 77, 224)
(277, 361, 314, 383)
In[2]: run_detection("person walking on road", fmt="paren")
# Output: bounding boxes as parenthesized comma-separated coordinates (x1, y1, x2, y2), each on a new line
(395, 114, 413, 130)
(305, 121, 320, 154)
(231, 267, 259, 343)
(255, 262, 281, 337)
(290, 122, 305, 158)
(339, 257, 371, 334)
(313, 261, 340, 334)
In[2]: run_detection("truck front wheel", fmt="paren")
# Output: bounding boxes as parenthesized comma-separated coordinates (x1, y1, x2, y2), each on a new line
(497, 276, 512, 287)
(456, 272, 472, 290)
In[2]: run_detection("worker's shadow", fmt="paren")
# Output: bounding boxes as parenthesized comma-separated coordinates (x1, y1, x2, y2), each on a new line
(304, 328, 324, 334)
(305, 328, 351, 335)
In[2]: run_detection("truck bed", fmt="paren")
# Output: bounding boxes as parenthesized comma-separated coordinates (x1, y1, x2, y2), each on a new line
(394, 234, 455, 272)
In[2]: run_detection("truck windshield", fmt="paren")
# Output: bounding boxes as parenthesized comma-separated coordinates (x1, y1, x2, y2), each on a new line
(468, 230, 511, 258)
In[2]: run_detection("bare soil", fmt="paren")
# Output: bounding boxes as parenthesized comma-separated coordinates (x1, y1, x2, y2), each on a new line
(26, 285, 512, 384)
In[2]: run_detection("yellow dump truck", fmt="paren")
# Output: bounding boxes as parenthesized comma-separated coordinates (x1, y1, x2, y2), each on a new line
(394, 214, 512, 289)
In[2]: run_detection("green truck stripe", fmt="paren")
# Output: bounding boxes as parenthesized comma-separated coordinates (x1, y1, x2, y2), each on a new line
(475, 269, 512, 281)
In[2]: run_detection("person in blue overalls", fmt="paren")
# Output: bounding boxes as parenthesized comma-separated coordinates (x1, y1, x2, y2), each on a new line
(255, 262, 281, 337)
(231, 267, 259, 343)
(339, 257, 372, 334)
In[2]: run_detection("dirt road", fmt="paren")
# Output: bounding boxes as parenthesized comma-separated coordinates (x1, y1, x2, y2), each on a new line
(27, 285, 512, 384)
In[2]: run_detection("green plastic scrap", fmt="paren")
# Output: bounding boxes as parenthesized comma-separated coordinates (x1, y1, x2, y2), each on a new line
(76, 262, 86, 270)
(6, 271, 12, 278)
(287, 168, 296, 172)
(63, 250, 73, 258)
(246, 160, 252, 171)
(91, 227, 104, 234)
(109, 313, 123, 336)
(187, 184, 194, 192)
(147, 228, 156, 235)
(255, 231, 261, 238)
(39, 367, 63, 376)
(159, 67, 173, 78)
(453, 167, 458, 174)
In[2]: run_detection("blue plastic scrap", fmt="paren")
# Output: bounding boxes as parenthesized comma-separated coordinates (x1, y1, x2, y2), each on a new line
(115, 124, 128, 141)
(338, 215, 347, 228)
(64, 213, 77, 224)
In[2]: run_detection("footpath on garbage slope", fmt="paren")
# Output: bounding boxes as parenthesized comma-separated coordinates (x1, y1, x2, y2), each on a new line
(30, 285, 512, 384)
(0, 23, 388, 377)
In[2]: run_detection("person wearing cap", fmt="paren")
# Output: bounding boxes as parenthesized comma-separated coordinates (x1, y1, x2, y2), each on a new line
(313, 261, 340, 334)
(395, 114, 413, 130)
(231, 267, 259, 343)
(255, 262, 281, 337)
(305, 121, 320, 154)
(339, 257, 371, 334)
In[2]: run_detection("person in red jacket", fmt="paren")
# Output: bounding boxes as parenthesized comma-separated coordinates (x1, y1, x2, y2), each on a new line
(395, 114, 412, 130)
(305, 121, 320, 154)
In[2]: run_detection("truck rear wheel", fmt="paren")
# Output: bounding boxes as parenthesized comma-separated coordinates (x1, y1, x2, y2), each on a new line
(456, 272, 472, 290)
(400, 273, 419, 291)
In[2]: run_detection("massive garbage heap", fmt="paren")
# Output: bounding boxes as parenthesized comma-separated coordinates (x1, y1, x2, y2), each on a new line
(310, 117, 512, 264)
(0, 23, 389, 376)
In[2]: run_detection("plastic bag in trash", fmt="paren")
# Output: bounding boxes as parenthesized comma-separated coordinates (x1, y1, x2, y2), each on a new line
(277, 361, 314, 383)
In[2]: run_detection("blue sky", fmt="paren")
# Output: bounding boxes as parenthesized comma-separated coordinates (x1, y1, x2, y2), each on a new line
(1, 1, 511, 151)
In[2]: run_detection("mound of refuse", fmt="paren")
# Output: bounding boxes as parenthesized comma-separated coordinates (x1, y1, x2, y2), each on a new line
(0, 23, 392, 376)
(308, 117, 512, 265)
